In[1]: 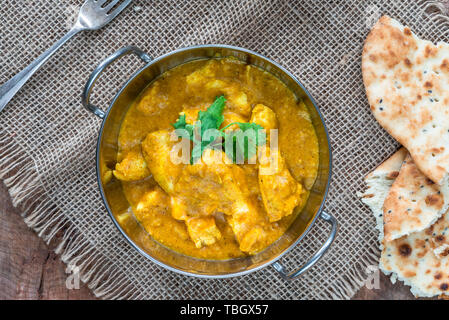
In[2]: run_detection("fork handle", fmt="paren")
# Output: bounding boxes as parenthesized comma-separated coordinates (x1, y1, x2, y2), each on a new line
(0, 27, 82, 113)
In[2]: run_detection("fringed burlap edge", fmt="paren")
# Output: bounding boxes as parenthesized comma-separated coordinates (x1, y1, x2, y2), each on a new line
(422, 0, 449, 34)
(0, 131, 140, 299)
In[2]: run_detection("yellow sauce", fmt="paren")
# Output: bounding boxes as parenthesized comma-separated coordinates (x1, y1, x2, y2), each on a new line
(115, 58, 319, 260)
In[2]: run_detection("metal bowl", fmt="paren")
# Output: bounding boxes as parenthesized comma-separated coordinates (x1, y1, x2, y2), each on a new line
(82, 45, 337, 279)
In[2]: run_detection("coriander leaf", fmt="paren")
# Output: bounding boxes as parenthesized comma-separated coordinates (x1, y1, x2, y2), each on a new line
(222, 122, 266, 163)
(234, 122, 263, 131)
(172, 96, 227, 163)
(175, 127, 193, 140)
(223, 133, 236, 163)
(205, 95, 227, 123)
(172, 114, 194, 140)
(191, 140, 203, 164)
(172, 113, 187, 129)
(171, 96, 269, 164)
(197, 95, 226, 134)
(201, 128, 222, 145)
(223, 131, 249, 164)
(221, 122, 262, 133)
(192, 128, 223, 164)
(241, 122, 266, 148)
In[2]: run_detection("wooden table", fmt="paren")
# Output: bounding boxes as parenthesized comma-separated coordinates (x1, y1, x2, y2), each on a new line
(0, 180, 415, 300)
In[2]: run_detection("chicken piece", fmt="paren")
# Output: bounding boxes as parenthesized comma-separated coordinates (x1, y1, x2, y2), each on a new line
(134, 186, 170, 229)
(142, 132, 225, 246)
(238, 226, 269, 254)
(171, 196, 222, 248)
(258, 147, 303, 222)
(203, 79, 251, 117)
(136, 185, 221, 248)
(135, 186, 169, 215)
(181, 150, 271, 254)
(241, 164, 260, 196)
(175, 153, 249, 216)
(227, 91, 251, 117)
(136, 81, 168, 116)
(186, 158, 270, 254)
(249, 104, 303, 222)
(221, 111, 248, 132)
(174, 150, 266, 250)
(185, 60, 219, 86)
(227, 201, 262, 238)
(226, 199, 271, 254)
(185, 216, 222, 248)
(170, 196, 189, 220)
(186, 61, 251, 117)
(179, 104, 208, 124)
(141, 130, 183, 193)
(113, 149, 150, 181)
(250, 104, 278, 132)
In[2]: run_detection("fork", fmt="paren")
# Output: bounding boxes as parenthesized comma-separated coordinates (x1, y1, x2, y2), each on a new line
(0, 0, 132, 113)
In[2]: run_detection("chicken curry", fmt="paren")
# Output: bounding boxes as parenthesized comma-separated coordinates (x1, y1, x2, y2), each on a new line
(108, 58, 319, 260)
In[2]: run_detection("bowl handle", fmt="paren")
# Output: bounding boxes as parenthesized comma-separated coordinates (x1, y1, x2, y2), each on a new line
(272, 211, 337, 280)
(82, 46, 152, 119)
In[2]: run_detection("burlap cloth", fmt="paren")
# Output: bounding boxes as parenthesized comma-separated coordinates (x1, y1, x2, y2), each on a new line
(1, 0, 448, 300)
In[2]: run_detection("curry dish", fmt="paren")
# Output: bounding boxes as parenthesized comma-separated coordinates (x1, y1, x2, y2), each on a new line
(108, 58, 319, 260)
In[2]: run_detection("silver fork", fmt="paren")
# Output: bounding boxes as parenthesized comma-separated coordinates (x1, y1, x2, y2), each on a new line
(0, 0, 132, 113)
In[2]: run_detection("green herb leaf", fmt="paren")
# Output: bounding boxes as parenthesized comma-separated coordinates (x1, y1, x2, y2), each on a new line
(172, 114, 194, 140)
(222, 122, 266, 162)
(172, 113, 187, 129)
(222, 122, 265, 145)
(171, 96, 266, 164)
(197, 95, 226, 135)
(191, 129, 222, 164)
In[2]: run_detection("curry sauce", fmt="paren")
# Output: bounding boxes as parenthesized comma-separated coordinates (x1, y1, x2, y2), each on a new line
(113, 58, 319, 260)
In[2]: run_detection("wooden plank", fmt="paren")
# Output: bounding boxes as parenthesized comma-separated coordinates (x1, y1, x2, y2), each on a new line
(0, 181, 95, 300)
(353, 274, 416, 300)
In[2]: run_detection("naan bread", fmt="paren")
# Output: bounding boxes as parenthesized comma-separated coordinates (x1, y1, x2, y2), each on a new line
(359, 150, 449, 297)
(380, 212, 449, 297)
(383, 154, 449, 241)
(362, 16, 449, 186)
(358, 148, 408, 242)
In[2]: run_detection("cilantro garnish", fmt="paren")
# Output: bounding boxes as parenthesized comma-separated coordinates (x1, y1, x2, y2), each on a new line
(222, 122, 265, 163)
(197, 95, 226, 134)
(171, 95, 266, 164)
(172, 114, 194, 139)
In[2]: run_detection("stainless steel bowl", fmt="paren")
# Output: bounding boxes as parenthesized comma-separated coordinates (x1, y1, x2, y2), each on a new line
(82, 45, 337, 279)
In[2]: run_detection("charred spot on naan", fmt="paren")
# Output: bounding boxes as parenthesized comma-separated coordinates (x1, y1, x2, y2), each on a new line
(398, 243, 412, 257)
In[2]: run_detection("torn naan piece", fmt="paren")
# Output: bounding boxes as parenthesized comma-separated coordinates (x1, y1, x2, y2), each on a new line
(359, 150, 449, 297)
(358, 147, 408, 242)
(383, 154, 449, 241)
(362, 16, 449, 186)
(381, 212, 449, 298)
